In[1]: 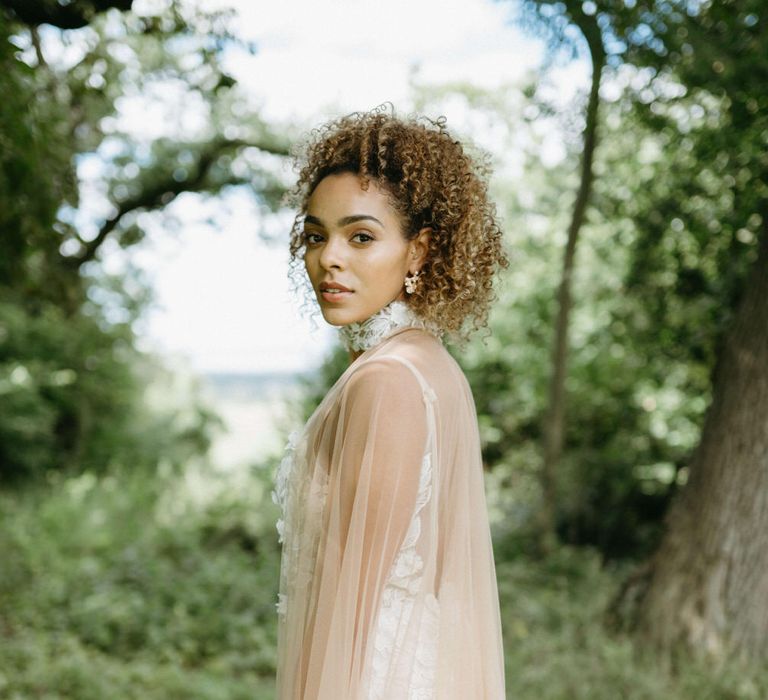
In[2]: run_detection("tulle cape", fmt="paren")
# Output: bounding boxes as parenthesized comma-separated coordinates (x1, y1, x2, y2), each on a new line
(274, 326, 506, 698)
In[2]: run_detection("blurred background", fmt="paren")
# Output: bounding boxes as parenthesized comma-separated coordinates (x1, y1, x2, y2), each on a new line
(1, 0, 767, 697)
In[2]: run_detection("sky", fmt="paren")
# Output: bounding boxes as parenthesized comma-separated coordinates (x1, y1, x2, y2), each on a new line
(120, 0, 586, 375)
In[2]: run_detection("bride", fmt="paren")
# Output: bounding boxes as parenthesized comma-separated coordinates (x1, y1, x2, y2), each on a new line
(272, 107, 508, 699)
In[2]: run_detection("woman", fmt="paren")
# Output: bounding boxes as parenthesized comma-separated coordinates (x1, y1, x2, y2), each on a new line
(272, 107, 508, 699)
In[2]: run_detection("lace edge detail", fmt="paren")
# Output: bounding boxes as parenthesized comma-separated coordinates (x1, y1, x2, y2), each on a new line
(338, 300, 442, 353)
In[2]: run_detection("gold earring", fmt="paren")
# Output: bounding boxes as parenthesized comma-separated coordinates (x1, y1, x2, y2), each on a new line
(404, 270, 421, 294)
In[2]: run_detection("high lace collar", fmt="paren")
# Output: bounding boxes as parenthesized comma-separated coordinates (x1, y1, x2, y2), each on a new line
(338, 300, 441, 353)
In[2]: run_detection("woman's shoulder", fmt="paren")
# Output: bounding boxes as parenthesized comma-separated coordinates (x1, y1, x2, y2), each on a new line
(356, 328, 468, 399)
(344, 347, 426, 396)
(391, 326, 463, 368)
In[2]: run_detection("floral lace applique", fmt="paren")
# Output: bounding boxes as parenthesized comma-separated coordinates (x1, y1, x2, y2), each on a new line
(368, 452, 440, 700)
(339, 300, 442, 354)
(271, 429, 299, 546)
(271, 430, 299, 616)
(272, 429, 329, 617)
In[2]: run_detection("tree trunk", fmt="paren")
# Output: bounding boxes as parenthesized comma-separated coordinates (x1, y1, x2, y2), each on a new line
(629, 217, 768, 662)
(538, 8, 605, 554)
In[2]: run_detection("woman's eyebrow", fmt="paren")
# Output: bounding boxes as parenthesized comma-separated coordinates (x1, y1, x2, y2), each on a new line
(303, 214, 323, 227)
(338, 214, 384, 227)
(304, 214, 384, 227)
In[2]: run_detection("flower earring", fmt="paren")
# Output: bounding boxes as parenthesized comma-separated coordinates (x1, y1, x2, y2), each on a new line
(404, 269, 421, 295)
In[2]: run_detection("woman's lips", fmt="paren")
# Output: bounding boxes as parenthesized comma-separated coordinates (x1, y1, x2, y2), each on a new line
(319, 282, 353, 303)
(320, 289, 353, 303)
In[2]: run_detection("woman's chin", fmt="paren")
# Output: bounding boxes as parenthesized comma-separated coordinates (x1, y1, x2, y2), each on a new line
(319, 305, 362, 327)
(320, 304, 371, 326)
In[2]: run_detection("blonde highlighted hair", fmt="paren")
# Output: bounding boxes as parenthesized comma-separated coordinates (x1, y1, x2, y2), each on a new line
(287, 106, 508, 340)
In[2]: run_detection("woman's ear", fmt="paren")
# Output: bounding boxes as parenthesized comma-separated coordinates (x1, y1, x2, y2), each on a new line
(409, 227, 432, 272)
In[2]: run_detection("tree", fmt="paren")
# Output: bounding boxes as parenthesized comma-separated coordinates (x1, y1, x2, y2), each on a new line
(602, 0, 768, 662)
(516, 0, 608, 553)
(0, 0, 291, 480)
(512, 0, 768, 660)
(631, 209, 768, 662)
(1, 0, 289, 294)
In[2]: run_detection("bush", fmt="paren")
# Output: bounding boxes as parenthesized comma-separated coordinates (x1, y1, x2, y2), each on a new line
(0, 293, 224, 483)
(0, 462, 281, 699)
(497, 544, 768, 699)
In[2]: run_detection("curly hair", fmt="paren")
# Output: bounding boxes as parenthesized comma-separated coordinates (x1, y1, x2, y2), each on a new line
(286, 105, 509, 340)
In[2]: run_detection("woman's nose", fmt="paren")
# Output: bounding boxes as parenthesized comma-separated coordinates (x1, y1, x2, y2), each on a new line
(318, 236, 345, 269)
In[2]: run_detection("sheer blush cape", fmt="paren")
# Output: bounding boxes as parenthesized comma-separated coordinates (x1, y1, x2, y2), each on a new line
(273, 326, 506, 698)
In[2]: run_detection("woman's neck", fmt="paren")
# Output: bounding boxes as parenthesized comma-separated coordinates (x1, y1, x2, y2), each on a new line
(337, 299, 439, 358)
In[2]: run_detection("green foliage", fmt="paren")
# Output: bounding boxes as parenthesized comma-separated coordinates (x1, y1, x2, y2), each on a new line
(0, 275, 222, 482)
(466, 93, 732, 558)
(0, 0, 290, 483)
(0, 294, 133, 479)
(2, 470, 766, 698)
(0, 15, 74, 294)
(0, 464, 282, 699)
(37, 0, 290, 263)
(498, 545, 768, 699)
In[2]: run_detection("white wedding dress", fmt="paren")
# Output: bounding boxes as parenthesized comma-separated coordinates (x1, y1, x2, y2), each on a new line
(272, 301, 506, 699)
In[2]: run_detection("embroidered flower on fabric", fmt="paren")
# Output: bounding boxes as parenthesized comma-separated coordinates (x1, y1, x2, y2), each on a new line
(393, 548, 424, 581)
(272, 429, 300, 544)
(338, 300, 442, 353)
(273, 427, 330, 619)
(391, 560, 424, 596)
(369, 452, 438, 697)
(275, 592, 287, 616)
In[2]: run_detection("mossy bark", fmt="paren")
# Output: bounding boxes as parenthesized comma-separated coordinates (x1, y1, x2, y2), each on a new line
(626, 220, 768, 661)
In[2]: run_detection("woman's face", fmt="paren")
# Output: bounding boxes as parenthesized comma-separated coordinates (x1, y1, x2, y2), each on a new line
(303, 171, 422, 326)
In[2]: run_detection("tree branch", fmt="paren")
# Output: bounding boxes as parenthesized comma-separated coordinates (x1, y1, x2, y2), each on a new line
(29, 25, 46, 67)
(538, 1, 606, 554)
(0, 0, 133, 29)
(64, 137, 290, 269)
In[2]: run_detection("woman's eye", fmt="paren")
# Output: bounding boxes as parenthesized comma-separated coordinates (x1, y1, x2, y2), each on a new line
(352, 232, 374, 243)
(303, 231, 324, 244)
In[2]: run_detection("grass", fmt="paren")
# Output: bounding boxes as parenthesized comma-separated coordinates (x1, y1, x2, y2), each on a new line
(1, 466, 765, 699)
